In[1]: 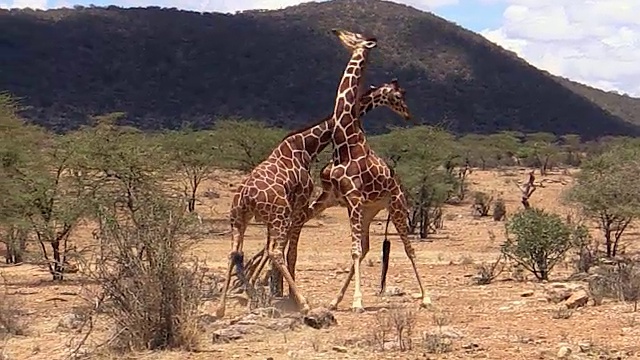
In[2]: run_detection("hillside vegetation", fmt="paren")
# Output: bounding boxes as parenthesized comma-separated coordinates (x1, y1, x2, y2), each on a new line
(1, 0, 640, 138)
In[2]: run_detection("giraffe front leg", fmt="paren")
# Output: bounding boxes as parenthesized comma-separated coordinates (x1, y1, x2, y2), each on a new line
(327, 224, 371, 311)
(268, 223, 310, 314)
(389, 193, 432, 308)
(216, 218, 246, 318)
(329, 202, 366, 313)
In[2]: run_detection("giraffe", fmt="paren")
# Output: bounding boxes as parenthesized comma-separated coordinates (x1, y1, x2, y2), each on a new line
(215, 28, 378, 318)
(308, 78, 433, 313)
(235, 79, 412, 295)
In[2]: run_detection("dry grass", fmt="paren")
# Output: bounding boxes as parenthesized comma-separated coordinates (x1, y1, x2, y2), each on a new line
(2, 168, 640, 359)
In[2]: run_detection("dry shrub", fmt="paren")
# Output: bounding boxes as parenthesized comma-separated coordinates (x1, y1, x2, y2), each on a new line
(492, 197, 507, 221)
(472, 191, 493, 217)
(82, 197, 205, 353)
(371, 307, 416, 352)
(422, 309, 453, 354)
(551, 304, 573, 320)
(474, 254, 505, 285)
(588, 259, 640, 311)
(0, 290, 26, 339)
(422, 333, 452, 354)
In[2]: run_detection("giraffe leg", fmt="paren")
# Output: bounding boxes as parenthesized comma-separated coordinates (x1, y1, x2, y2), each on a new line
(328, 208, 374, 311)
(328, 222, 371, 311)
(216, 210, 247, 318)
(308, 170, 337, 219)
(328, 202, 367, 313)
(267, 223, 310, 314)
(389, 192, 432, 307)
(285, 223, 304, 300)
(248, 247, 268, 286)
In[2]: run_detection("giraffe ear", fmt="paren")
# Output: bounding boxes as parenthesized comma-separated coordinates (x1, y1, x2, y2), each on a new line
(391, 78, 399, 88)
(369, 84, 377, 90)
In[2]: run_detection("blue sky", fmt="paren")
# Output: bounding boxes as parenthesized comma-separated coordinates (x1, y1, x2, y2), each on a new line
(2, 0, 640, 98)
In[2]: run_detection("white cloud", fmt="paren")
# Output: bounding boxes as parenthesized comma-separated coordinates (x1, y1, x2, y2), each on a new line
(0, 0, 47, 9)
(480, 0, 640, 97)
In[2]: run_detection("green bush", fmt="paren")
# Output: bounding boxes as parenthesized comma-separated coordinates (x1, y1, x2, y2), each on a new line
(501, 208, 572, 281)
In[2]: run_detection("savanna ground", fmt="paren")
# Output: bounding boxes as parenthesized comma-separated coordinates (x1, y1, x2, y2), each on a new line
(2, 167, 639, 360)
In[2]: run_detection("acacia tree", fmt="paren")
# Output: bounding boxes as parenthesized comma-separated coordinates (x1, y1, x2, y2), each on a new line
(565, 144, 640, 257)
(67, 113, 169, 261)
(371, 126, 458, 238)
(70, 115, 205, 351)
(162, 127, 223, 213)
(27, 135, 93, 280)
(212, 118, 286, 172)
(522, 132, 558, 175)
(0, 93, 37, 264)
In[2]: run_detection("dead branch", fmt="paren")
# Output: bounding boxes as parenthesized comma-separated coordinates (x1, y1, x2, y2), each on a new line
(514, 171, 536, 209)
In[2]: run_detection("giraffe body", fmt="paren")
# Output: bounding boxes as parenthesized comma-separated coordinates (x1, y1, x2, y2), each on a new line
(243, 81, 412, 296)
(309, 79, 433, 313)
(215, 28, 379, 318)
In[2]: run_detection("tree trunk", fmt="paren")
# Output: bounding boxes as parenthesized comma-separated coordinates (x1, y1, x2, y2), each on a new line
(51, 240, 64, 281)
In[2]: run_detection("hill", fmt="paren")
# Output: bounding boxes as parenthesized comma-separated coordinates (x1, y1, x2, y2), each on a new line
(1, 0, 640, 138)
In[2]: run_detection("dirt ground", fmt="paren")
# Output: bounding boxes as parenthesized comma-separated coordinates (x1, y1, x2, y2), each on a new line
(2, 168, 640, 360)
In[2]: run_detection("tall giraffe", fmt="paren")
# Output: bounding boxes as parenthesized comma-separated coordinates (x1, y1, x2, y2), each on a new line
(235, 80, 412, 295)
(216, 28, 378, 318)
(310, 78, 432, 313)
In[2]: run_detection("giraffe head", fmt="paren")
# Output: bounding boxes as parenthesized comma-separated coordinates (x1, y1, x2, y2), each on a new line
(331, 28, 377, 51)
(366, 79, 411, 120)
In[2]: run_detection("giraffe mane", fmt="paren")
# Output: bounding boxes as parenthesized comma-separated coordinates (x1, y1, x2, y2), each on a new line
(280, 115, 332, 141)
(280, 86, 379, 141)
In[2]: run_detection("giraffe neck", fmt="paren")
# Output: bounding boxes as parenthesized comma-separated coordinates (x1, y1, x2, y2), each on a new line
(331, 47, 371, 165)
(358, 90, 386, 117)
(273, 87, 390, 168)
(275, 119, 333, 169)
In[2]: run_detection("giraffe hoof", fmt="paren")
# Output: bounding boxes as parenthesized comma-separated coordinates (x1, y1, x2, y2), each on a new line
(351, 306, 365, 314)
(300, 304, 311, 315)
(420, 297, 433, 309)
(215, 307, 225, 319)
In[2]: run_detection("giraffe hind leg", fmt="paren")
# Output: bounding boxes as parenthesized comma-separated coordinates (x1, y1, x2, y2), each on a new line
(388, 196, 432, 307)
(329, 204, 372, 313)
(216, 215, 247, 318)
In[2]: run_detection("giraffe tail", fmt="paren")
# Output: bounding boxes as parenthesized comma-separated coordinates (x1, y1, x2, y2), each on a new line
(231, 252, 250, 291)
(380, 212, 391, 295)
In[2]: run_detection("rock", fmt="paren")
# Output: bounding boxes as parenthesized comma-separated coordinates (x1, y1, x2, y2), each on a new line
(212, 325, 251, 342)
(303, 307, 337, 329)
(461, 342, 481, 350)
(578, 341, 591, 352)
(57, 313, 84, 332)
(262, 317, 301, 331)
(564, 290, 589, 309)
(544, 288, 572, 304)
(198, 314, 218, 327)
(557, 346, 572, 358)
(332, 345, 347, 353)
(384, 286, 405, 297)
(521, 290, 534, 297)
